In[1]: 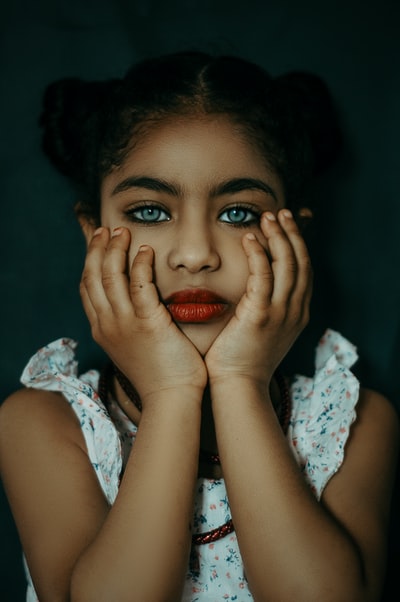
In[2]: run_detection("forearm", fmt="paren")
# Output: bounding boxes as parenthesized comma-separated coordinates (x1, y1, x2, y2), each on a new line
(71, 389, 202, 602)
(211, 378, 365, 602)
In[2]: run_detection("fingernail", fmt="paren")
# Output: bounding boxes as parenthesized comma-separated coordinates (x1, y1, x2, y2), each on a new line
(138, 245, 150, 252)
(93, 227, 103, 236)
(264, 212, 276, 221)
(246, 233, 256, 240)
(112, 227, 123, 237)
(281, 209, 293, 219)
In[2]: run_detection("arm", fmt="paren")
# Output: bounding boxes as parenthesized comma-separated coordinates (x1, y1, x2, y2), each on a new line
(72, 386, 202, 602)
(0, 229, 207, 602)
(211, 381, 398, 602)
(206, 210, 399, 601)
(74, 229, 207, 601)
(0, 386, 201, 602)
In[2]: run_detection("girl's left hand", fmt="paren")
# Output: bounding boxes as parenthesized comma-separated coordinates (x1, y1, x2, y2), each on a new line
(205, 209, 313, 389)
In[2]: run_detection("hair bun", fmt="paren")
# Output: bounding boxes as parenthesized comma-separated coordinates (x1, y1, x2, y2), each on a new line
(273, 71, 343, 176)
(40, 77, 119, 187)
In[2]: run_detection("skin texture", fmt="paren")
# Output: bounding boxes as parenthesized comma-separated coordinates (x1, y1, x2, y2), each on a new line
(0, 116, 399, 602)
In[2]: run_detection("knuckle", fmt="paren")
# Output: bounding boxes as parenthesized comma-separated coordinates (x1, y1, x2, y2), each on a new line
(285, 258, 297, 274)
(291, 306, 310, 329)
(90, 321, 103, 344)
(80, 271, 95, 290)
(269, 307, 286, 324)
(91, 318, 117, 346)
(129, 278, 147, 294)
(259, 270, 274, 284)
(101, 272, 118, 290)
(302, 256, 313, 273)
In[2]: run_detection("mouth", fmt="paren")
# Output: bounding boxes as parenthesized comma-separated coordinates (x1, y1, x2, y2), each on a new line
(164, 289, 229, 323)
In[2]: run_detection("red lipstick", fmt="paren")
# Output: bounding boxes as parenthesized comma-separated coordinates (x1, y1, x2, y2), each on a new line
(165, 289, 228, 323)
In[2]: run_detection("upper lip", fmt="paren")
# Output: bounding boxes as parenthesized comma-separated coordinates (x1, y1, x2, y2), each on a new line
(164, 289, 227, 304)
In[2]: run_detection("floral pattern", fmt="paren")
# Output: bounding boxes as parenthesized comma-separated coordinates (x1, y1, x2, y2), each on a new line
(20, 329, 360, 601)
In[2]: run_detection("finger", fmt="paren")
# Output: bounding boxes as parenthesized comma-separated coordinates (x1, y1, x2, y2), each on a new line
(101, 227, 135, 316)
(260, 211, 297, 304)
(239, 232, 274, 316)
(277, 210, 313, 311)
(79, 278, 98, 327)
(80, 227, 113, 316)
(129, 245, 167, 320)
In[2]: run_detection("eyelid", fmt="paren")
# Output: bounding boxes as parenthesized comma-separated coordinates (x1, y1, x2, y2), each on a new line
(124, 201, 171, 223)
(219, 202, 262, 214)
(218, 203, 262, 224)
(125, 200, 168, 210)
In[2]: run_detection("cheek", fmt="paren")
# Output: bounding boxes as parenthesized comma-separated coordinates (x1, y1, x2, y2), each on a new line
(256, 228, 269, 250)
(128, 244, 140, 269)
(127, 236, 165, 283)
(254, 229, 270, 260)
(126, 228, 157, 269)
(224, 238, 252, 298)
(233, 258, 251, 297)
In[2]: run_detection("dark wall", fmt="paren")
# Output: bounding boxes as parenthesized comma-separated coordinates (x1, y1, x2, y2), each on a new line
(1, 1, 399, 600)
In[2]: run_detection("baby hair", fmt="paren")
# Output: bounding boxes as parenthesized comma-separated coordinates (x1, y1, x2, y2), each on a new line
(40, 51, 342, 224)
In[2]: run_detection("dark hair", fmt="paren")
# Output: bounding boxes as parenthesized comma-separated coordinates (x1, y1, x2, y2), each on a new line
(40, 51, 342, 223)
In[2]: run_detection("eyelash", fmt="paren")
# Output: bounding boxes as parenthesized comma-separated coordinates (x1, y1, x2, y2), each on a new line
(124, 202, 262, 227)
(124, 203, 170, 224)
(218, 204, 262, 227)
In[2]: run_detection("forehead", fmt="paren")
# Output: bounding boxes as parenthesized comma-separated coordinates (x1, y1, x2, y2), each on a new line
(101, 116, 284, 199)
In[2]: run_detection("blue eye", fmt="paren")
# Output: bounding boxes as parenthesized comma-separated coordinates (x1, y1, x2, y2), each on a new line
(219, 206, 260, 226)
(126, 205, 170, 223)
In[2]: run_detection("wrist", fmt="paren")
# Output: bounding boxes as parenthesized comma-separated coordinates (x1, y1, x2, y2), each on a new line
(209, 374, 272, 402)
(140, 384, 205, 411)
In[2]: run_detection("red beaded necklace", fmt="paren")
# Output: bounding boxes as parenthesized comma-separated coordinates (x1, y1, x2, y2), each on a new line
(99, 363, 291, 546)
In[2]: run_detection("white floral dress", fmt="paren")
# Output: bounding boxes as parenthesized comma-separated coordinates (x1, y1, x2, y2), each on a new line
(20, 329, 359, 601)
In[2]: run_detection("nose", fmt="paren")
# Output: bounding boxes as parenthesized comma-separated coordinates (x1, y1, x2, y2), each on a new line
(167, 218, 221, 273)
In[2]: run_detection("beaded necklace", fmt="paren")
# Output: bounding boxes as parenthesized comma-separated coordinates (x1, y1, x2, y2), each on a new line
(98, 362, 291, 546)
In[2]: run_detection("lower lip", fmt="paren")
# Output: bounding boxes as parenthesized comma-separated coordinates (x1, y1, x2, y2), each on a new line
(167, 303, 227, 323)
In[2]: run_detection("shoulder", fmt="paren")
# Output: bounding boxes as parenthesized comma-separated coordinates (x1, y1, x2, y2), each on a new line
(0, 388, 111, 599)
(324, 386, 399, 512)
(344, 386, 399, 475)
(0, 388, 85, 469)
(352, 387, 399, 480)
(317, 387, 399, 600)
(1, 386, 80, 425)
(355, 387, 399, 446)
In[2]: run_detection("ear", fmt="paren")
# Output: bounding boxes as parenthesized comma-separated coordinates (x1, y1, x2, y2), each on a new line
(74, 202, 98, 247)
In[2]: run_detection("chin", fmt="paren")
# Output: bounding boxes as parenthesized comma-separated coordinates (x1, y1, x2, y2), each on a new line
(178, 323, 223, 356)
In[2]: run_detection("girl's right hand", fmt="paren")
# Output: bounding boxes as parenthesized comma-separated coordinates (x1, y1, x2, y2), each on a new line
(79, 227, 207, 407)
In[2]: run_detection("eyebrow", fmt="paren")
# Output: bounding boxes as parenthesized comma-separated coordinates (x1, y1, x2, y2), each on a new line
(112, 175, 278, 202)
(112, 176, 179, 196)
(212, 178, 278, 202)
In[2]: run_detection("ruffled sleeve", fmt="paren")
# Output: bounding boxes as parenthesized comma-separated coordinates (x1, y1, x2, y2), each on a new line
(20, 338, 122, 504)
(287, 329, 360, 499)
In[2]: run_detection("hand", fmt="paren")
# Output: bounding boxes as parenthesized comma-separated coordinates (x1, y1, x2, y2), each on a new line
(80, 227, 207, 407)
(205, 209, 312, 389)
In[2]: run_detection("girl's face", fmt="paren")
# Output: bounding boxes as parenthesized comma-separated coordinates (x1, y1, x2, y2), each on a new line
(99, 116, 285, 355)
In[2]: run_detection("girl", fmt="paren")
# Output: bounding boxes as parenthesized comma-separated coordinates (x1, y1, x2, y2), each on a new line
(0, 51, 398, 602)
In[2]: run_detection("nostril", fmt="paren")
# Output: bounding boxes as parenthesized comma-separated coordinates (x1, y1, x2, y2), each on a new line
(175, 262, 214, 273)
(167, 240, 221, 272)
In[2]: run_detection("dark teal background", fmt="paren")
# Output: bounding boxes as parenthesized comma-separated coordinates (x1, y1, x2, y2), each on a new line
(1, 1, 399, 600)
